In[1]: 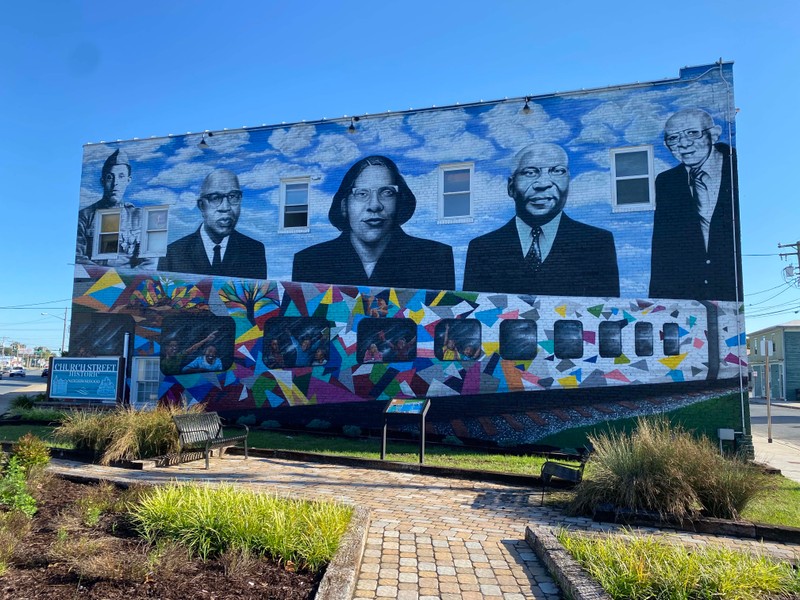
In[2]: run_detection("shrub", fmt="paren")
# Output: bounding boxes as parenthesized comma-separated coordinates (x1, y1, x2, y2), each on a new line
(0, 510, 31, 575)
(131, 483, 352, 572)
(0, 457, 38, 517)
(12, 433, 51, 474)
(8, 406, 67, 422)
(557, 529, 800, 600)
(569, 416, 769, 521)
(261, 420, 281, 429)
(10, 395, 35, 411)
(306, 419, 331, 431)
(342, 425, 362, 438)
(442, 435, 464, 446)
(54, 406, 189, 465)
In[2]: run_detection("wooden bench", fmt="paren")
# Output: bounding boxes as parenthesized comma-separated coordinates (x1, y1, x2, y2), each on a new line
(540, 443, 593, 505)
(173, 412, 249, 469)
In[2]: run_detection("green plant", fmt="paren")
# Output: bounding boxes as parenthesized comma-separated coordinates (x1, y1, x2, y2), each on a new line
(131, 483, 352, 572)
(54, 406, 189, 465)
(7, 407, 67, 422)
(0, 457, 37, 517)
(10, 395, 35, 411)
(569, 416, 770, 520)
(442, 435, 464, 446)
(342, 425, 362, 438)
(305, 419, 331, 431)
(557, 529, 800, 600)
(12, 433, 51, 474)
(260, 420, 281, 429)
(0, 510, 31, 575)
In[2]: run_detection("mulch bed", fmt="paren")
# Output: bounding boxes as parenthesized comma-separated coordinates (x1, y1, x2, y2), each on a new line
(2, 475, 322, 599)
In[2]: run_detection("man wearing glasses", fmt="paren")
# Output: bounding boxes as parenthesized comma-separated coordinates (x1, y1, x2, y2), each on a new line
(463, 143, 619, 297)
(158, 169, 267, 279)
(649, 109, 740, 301)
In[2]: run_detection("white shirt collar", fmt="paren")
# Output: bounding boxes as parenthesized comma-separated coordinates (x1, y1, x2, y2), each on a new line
(515, 213, 562, 262)
(199, 225, 230, 264)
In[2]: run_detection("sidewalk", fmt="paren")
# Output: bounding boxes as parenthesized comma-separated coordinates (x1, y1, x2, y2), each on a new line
(0, 381, 47, 416)
(752, 434, 800, 484)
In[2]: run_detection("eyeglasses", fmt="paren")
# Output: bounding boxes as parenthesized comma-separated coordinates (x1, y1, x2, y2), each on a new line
(200, 191, 243, 207)
(350, 185, 399, 202)
(514, 166, 568, 180)
(664, 128, 710, 146)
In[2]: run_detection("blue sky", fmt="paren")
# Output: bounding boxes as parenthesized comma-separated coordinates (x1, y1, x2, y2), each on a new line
(2, 0, 799, 352)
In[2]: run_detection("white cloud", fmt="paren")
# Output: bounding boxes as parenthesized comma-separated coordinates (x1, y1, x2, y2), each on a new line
(204, 131, 251, 154)
(78, 185, 98, 209)
(268, 124, 316, 155)
(238, 158, 325, 190)
(481, 102, 571, 149)
(129, 187, 181, 206)
(405, 109, 496, 163)
(304, 134, 362, 168)
(147, 161, 211, 188)
(567, 170, 612, 208)
(357, 115, 418, 150)
(166, 138, 204, 164)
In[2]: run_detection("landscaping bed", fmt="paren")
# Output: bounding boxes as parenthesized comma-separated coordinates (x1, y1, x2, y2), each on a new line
(2, 476, 323, 600)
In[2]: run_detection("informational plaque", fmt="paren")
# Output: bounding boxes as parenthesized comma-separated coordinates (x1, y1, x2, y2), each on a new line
(381, 398, 431, 464)
(47, 357, 123, 403)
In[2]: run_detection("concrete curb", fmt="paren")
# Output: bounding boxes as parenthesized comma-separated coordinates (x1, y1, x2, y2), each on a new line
(314, 507, 370, 600)
(525, 524, 611, 600)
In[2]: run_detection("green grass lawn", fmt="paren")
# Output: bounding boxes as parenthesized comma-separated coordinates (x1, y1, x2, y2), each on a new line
(740, 475, 800, 528)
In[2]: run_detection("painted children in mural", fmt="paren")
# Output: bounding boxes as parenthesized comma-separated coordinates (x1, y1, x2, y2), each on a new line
(463, 143, 619, 297)
(292, 156, 455, 290)
(182, 345, 223, 373)
(158, 169, 267, 279)
(161, 330, 218, 375)
(76, 149, 148, 268)
(649, 109, 741, 301)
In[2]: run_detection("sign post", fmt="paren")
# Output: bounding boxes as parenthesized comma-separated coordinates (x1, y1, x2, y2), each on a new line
(382, 398, 431, 464)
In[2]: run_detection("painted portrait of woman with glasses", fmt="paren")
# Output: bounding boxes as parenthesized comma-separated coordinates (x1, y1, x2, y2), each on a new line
(292, 155, 455, 290)
(158, 168, 267, 279)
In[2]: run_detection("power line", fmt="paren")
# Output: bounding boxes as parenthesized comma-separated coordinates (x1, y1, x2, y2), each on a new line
(0, 298, 72, 310)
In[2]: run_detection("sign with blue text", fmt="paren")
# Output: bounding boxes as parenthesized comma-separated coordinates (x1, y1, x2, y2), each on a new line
(48, 357, 123, 403)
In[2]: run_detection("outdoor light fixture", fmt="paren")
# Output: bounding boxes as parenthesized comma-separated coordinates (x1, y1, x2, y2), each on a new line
(198, 131, 214, 148)
(522, 97, 531, 114)
(347, 116, 360, 133)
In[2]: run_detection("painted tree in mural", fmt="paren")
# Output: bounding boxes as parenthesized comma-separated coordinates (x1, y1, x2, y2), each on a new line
(219, 281, 277, 325)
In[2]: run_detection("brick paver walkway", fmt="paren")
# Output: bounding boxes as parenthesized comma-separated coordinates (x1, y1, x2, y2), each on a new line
(48, 455, 800, 600)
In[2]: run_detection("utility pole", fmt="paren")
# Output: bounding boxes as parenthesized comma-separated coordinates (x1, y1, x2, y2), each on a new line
(778, 240, 800, 286)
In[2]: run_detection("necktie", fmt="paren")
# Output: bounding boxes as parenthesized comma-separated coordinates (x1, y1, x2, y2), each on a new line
(525, 226, 543, 271)
(212, 244, 222, 270)
(689, 168, 709, 214)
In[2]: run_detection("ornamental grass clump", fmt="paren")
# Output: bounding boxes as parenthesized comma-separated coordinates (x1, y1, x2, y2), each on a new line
(557, 529, 800, 600)
(570, 416, 769, 521)
(54, 406, 191, 465)
(131, 483, 352, 572)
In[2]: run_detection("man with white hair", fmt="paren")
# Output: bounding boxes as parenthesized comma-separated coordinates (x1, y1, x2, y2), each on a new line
(463, 142, 619, 296)
(649, 108, 741, 301)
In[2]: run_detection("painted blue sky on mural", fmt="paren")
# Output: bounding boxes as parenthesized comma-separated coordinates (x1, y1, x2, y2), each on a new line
(78, 67, 733, 297)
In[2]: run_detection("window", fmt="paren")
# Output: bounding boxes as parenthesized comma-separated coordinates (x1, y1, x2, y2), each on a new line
(598, 321, 624, 358)
(439, 164, 473, 221)
(356, 318, 417, 364)
(499, 320, 537, 360)
(280, 179, 310, 231)
(160, 315, 236, 375)
(95, 210, 121, 257)
(141, 207, 169, 256)
(132, 358, 160, 410)
(635, 322, 654, 357)
(554, 320, 583, 359)
(610, 146, 655, 212)
(663, 323, 681, 356)
(434, 319, 482, 361)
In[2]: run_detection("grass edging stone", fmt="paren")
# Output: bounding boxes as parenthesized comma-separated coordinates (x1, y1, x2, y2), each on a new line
(525, 524, 611, 600)
(591, 506, 800, 545)
(314, 507, 370, 600)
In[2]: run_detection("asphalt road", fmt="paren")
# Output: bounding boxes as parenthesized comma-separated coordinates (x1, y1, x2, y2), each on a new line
(749, 402, 800, 445)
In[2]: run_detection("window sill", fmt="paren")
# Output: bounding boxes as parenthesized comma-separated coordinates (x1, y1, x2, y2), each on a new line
(278, 227, 311, 234)
(611, 203, 654, 213)
(437, 216, 474, 225)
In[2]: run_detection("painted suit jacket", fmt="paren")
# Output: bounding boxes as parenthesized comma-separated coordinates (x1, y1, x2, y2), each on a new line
(158, 227, 267, 280)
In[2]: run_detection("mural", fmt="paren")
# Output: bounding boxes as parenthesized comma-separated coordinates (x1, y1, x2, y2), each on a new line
(75, 63, 741, 305)
(69, 63, 746, 426)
